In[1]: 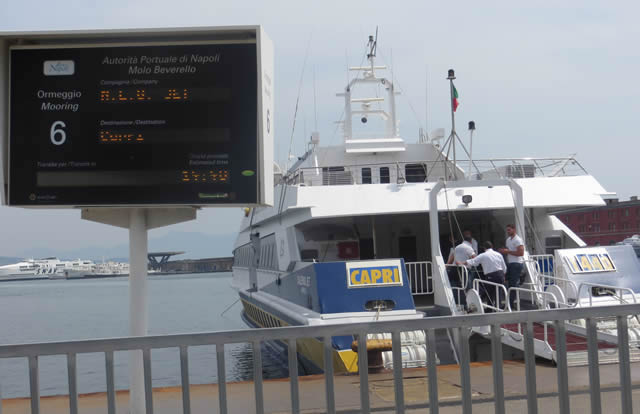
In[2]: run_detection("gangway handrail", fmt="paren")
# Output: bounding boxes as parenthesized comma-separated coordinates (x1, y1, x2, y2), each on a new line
(472, 279, 512, 313)
(1, 304, 639, 414)
(536, 274, 580, 306)
(445, 264, 469, 308)
(510, 287, 560, 311)
(522, 256, 554, 306)
(509, 287, 560, 344)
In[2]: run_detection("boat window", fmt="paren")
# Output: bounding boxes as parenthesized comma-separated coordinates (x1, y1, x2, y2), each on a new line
(300, 249, 318, 262)
(361, 168, 372, 184)
(405, 164, 427, 183)
(380, 167, 390, 184)
(233, 243, 255, 267)
(544, 236, 562, 255)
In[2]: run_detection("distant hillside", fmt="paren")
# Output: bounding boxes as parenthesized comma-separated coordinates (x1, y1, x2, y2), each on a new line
(0, 256, 24, 266)
(17, 231, 236, 261)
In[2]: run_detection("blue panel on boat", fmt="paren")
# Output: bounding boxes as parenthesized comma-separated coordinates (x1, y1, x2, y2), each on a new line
(315, 260, 415, 314)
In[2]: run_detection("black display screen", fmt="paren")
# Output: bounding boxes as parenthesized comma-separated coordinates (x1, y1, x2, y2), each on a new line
(9, 42, 258, 206)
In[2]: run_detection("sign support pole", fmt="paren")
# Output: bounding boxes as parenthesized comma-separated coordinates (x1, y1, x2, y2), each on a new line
(81, 207, 197, 414)
(128, 208, 148, 414)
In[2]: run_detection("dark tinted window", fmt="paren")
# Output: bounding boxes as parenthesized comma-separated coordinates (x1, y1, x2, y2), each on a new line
(405, 164, 427, 183)
(380, 167, 390, 184)
(362, 168, 372, 184)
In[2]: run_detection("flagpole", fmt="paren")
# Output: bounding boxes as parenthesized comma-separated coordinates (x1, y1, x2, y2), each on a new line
(447, 69, 457, 180)
(468, 121, 475, 179)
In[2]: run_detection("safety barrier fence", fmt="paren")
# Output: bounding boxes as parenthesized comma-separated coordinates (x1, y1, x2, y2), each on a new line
(405, 261, 433, 295)
(0, 304, 638, 414)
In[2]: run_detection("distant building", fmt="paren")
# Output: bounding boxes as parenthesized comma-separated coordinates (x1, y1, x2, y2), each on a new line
(161, 257, 233, 273)
(555, 196, 640, 246)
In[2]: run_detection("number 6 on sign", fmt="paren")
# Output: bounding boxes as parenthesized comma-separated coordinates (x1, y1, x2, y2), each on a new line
(50, 121, 67, 145)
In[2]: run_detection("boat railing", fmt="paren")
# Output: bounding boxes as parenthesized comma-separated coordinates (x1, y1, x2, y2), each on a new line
(577, 282, 638, 308)
(472, 279, 511, 313)
(538, 273, 638, 308)
(508, 288, 561, 345)
(536, 274, 580, 305)
(285, 157, 588, 187)
(1, 304, 638, 414)
(527, 254, 555, 281)
(405, 261, 433, 295)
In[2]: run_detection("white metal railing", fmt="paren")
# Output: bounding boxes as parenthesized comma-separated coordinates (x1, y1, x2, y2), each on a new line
(286, 157, 588, 187)
(528, 254, 554, 282)
(473, 279, 511, 313)
(0, 304, 638, 414)
(510, 287, 560, 312)
(537, 274, 638, 308)
(577, 282, 638, 307)
(509, 288, 560, 345)
(405, 261, 433, 295)
(537, 274, 580, 305)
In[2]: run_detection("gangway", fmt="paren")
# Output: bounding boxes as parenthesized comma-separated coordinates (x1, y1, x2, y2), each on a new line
(465, 250, 640, 366)
(413, 179, 640, 367)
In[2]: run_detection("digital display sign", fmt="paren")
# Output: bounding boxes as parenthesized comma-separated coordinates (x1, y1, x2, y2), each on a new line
(4, 29, 273, 207)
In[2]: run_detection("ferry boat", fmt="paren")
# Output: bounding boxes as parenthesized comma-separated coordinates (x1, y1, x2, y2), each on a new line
(231, 35, 639, 372)
(0, 260, 45, 281)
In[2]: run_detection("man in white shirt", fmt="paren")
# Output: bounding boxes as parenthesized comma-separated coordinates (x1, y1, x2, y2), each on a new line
(499, 224, 525, 308)
(447, 235, 476, 306)
(459, 241, 506, 308)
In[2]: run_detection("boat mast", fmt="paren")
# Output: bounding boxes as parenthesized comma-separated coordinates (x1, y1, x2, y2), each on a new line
(448, 69, 457, 180)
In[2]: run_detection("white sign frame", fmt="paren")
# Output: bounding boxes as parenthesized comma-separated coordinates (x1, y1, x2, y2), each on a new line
(0, 26, 273, 208)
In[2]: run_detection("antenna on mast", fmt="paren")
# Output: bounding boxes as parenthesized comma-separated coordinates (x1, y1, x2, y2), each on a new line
(367, 27, 378, 59)
(425, 69, 479, 181)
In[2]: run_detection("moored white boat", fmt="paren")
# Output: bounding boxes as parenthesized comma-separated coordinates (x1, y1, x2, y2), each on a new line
(232, 34, 638, 371)
(0, 260, 47, 281)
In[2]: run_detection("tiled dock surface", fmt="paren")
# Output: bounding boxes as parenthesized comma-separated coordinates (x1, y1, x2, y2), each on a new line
(3, 360, 639, 413)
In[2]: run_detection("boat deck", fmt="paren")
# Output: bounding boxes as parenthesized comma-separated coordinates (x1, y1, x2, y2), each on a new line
(502, 322, 618, 352)
(3, 361, 639, 413)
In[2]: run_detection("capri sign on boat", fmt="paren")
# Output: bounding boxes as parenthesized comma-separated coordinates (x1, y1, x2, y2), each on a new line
(346, 259, 404, 288)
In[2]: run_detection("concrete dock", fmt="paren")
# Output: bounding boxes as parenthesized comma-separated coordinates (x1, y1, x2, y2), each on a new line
(3, 361, 639, 413)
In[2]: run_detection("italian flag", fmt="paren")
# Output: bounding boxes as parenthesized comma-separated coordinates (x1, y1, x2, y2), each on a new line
(452, 83, 460, 112)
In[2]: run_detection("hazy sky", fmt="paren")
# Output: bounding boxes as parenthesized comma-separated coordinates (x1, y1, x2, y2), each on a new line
(1, 1, 639, 256)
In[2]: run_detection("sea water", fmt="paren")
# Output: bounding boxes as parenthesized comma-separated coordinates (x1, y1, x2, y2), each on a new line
(0, 273, 288, 398)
